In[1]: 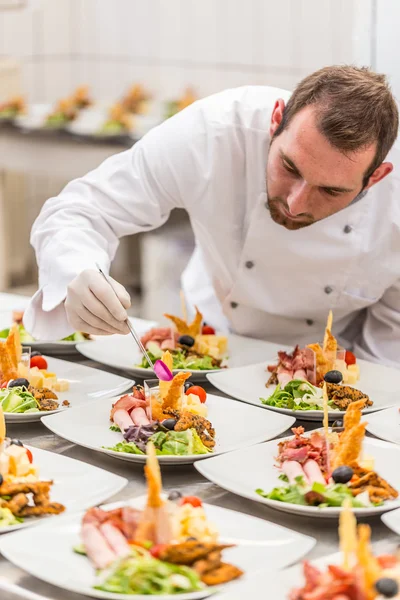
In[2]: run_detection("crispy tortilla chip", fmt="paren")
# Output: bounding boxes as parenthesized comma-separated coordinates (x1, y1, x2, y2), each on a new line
(356, 524, 382, 599)
(0, 343, 18, 382)
(5, 325, 20, 370)
(164, 306, 203, 338)
(162, 372, 191, 412)
(164, 314, 190, 336)
(159, 351, 173, 399)
(145, 442, 163, 508)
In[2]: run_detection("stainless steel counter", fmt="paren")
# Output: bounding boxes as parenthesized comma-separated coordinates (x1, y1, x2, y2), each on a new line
(0, 356, 397, 600)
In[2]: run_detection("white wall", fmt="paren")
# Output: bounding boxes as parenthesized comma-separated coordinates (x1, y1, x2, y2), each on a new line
(0, 0, 374, 104)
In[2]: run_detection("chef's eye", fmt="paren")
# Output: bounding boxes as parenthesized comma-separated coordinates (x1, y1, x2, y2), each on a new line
(282, 161, 299, 176)
(322, 188, 341, 197)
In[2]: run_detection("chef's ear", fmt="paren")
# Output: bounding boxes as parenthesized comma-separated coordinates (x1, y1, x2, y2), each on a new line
(364, 161, 393, 190)
(270, 99, 286, 137)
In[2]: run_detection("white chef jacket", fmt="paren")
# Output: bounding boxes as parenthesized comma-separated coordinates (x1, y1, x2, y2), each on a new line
(24, 85, 400, 368)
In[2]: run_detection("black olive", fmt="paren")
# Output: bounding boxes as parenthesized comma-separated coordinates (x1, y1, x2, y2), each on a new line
(178, 335, 195, 347)
(331, 465, 353, 484)
(8, 378, 30, 389)
(167, 490, 182, 501)
(324, 370, 343, 384)
(375, 577, 399, 598)
(162, 418, 177, 431)
(0, 474, 3, 486)
(332, 420, 343, 429)
(10, 439, 24, 447)
(184, 381, 194, 392)
(30, 351, 42, 357)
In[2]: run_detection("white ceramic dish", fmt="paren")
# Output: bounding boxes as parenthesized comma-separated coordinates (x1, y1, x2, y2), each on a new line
(41, 392, 295, 465)
(0, 444, 127, 534)
(14, 103, 52, 131)
(77, 332, 288, 382)
(3, 356, 134, 423)
(196, 435, 400, 518)
(0, 495, 315, 599)
(365, 406, 400, 445)
(207, 359, 400, 421)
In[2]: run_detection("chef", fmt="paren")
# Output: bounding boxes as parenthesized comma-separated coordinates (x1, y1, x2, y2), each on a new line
(24, 65, 400, 367)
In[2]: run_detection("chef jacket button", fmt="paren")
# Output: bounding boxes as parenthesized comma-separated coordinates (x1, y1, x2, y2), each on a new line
(230, 301, 238, 309)
(343, 225, 352, 233)
(306, 319, 314, 326)
(324, 286, 333, 295)
(245, 260, 254, 269)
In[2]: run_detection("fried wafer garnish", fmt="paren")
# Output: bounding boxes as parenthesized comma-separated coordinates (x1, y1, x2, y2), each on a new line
(144, 442, 163, 508)
(200, 563, 244, 586)
(159, 541, 233, 565)
(162, 372, 191, 411)
(164, 306, 203, 338)
(356, 524, 382, 599)
(6, 324, 21, 368)
(332, 400, 366, 469)
(0, 343, 18, 381)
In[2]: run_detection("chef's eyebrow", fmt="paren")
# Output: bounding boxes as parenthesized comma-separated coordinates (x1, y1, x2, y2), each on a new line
(280, 151, 355, 193)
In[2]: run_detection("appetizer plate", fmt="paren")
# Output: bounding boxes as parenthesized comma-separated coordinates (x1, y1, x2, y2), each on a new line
(41, 393, 295, 465)
(0, 445, 127, 534)
(207, 359, 400, 421)
(365, 407, 400, 445)
(381, 505, 400, 533)
(0, 495, 315, 600)
(214, 552, 345, 600)
(14, 103, 52, 131)
(196, 436, 400, 518)
(4, 356, 134, 423)
(77, 331, 287, 382)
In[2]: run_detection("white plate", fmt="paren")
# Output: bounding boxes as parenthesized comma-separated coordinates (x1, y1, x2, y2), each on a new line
(196, 436, 400, 518)
(215, 552, 345, 600)
(14, 103, 52, 131)
(0, 444, 127, 534)
(0, 495, 315, 599)
(207, 359, 400, 421)
(77, 332, 288, 382)
(41, 393, 295, 465)
(4, 356, 134, 423)
(366, 407, 400, 445)
(382, 505, 400, 533)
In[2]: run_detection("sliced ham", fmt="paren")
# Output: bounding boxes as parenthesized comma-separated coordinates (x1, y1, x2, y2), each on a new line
(110, 394, 147, 420)
(113, 409, 134, 431)
(131, 406, 150, 427)
(99, 522, 132, 558)
(141, 327, 179, 346)
(161, 339, 176, 351)
(280, 446, 310, 464)
(277, 370, 293, 387)
(293, 369, 307, 380)
(81, 523, 117, 569)
(82, 507, 108, 526)
(303, 460, 326, 485)
(282, 461, 308, 485)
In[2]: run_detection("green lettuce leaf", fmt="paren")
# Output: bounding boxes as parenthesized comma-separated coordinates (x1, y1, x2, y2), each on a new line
(105, 441, 144, 455)
(151, 429, 211, 456)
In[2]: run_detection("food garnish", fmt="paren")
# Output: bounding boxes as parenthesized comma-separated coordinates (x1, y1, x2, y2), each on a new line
(106, 353, 215, 456)
(78, 444, 242, 594)
(256, 401, 397, 508)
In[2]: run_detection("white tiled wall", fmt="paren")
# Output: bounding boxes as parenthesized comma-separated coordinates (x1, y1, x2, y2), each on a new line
(0, 0, 374, 104)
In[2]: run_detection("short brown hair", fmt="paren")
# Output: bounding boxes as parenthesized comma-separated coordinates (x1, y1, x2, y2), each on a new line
(274, 65, 399, 185)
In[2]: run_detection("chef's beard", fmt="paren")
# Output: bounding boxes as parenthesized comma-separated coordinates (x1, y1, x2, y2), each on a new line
(267, 195, 315, 230)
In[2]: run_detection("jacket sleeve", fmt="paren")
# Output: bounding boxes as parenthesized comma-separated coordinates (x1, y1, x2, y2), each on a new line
(24, 104, 212, 340)
(353, 279, 400, 368)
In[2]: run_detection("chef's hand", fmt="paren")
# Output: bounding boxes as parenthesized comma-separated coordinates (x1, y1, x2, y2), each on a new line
(65, 269, 131, 335)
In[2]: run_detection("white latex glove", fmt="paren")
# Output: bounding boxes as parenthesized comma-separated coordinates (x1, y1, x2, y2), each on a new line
(65, 269, 131, 335)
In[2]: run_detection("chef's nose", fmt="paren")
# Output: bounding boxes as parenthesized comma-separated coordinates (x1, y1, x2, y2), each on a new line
(286, 180, 312, 216)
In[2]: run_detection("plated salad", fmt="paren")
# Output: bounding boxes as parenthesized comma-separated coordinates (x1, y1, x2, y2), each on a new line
(107, 352, 214, 457)
(0, 95, 25, 120)
(0, 309, 91, 344)
(76, 443, 243, 595)
(98, 103, 133, 136)
(291, 505, 400, 599)
(0, 326, 70, 414)
(256, 400, 398, 509)
(0, 408, 64, 527)
(140, 306, 228, 371)
(44, 86, 92, 128)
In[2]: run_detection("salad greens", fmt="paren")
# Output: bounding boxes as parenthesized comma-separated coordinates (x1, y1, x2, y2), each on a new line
(0, 507, 23, 527)
(95, 555, 203, 595)
(0, 324, 88, 344)
(256, 477, 371, 508)
(0, 387, 39, 414)
(261, 379, 339, 411)
(139, 349, 216, 371)
(106, 428, 211, 457)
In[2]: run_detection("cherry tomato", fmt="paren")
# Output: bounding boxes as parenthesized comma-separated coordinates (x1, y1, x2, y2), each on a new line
(180, 496, 202, 508)
(345, 350, 356, 366)
(150, 543, 167, 558)
(185, 386, 207, 403)
(378, 554, 398, 569)
(25, 448, 33, 463)
(30, 355, 48, 370)
(202, 325, 215, 335)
